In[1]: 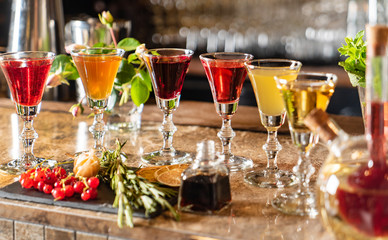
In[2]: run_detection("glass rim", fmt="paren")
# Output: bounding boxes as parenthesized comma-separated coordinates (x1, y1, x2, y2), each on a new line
(0, 51, 56, 61)
(244, 58, 302, 70)
(70, 47, 125, 56)
(274, 71, 338, 86)
(142, 48, 194, 58)
(199, 52, 254, 62)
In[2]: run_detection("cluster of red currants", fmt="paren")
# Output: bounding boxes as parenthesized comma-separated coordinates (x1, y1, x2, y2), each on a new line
(19, 166, 100, 201)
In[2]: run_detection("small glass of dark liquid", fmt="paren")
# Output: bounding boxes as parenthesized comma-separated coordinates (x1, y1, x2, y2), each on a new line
(178, 140, 231, 214)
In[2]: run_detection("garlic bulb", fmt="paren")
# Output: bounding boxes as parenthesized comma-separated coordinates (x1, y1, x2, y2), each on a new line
(73, 149, 100, 178)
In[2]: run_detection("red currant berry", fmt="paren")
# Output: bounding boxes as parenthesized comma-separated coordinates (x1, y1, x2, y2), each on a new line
(37, 181, 45, 192)
(53, 167, 67, 178)
(73, 181, 86, 194)
(64, 185, 74, 198)
(52, 188, 65, 200)
(87, 177, 100, 189)
(54, 181, 62, 189)
(44, 172, 57, 185)
(81, 191, 91, 201)
(21, 178, 34, 189)
(34, 169, 46, 182)
(64, 176, 77, 186)
(87, 188, 98, 200)
(43, 184, 53, 194)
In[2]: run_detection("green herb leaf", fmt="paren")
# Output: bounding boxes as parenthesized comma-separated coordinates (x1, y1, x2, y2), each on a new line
(131, 75, 150, 106)
(99, 140, 179, 228)
(115, 59, 136, 86)
(93, 42, 107, 47)
(50, 54, 79, 80)
(139, 69, 152, 92)
(338, 30, 366, 87)
(117, 38, 141, 51)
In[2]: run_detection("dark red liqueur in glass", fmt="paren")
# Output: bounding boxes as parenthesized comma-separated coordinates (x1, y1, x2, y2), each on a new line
(179, 174, 231, 212)
(2, 59, 52, 106)
(148, 56, 191, 100)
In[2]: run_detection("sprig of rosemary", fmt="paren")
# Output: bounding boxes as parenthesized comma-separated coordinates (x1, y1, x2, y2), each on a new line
(99, 140, 179, 228)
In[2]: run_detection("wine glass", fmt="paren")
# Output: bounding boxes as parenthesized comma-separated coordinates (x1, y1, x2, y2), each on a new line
(71, 48, 124, 157)
(272, 72, 337, 217)
(244, 59, 302, 188)
(0, 51, 55, 174)
(141, 48, 194, 165)
(200, 52, 253, 172)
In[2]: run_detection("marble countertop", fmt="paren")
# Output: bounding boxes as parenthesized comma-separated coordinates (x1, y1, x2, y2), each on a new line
(0, 98, 364, 240)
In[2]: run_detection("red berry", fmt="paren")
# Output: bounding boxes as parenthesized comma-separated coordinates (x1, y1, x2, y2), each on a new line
(43, 184, 53, 194)
(64, 185, 74, 197)
(44, 172, 57, 185)
(87, 188, 98, 200)
(73, 181, 86, 194)
(21, 178, 34, 189)
(53, 167, 67, 178)
(87, 177, 100, 189)
(37, 181, 45, 192)
(54, 181, 62, 189)
(81, 191, 91, 201)
(52, 188, 65, 200)
(64, 176, 77, 186)
(34, 169, 46, 182)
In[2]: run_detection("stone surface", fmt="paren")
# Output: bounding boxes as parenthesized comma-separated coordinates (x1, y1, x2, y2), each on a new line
(45, 226, 74, 240)
(14, 221, 43, 240)
(0, 99, 364, 240)
(76, 231, 107, 240)
(0, 218, 13, 240)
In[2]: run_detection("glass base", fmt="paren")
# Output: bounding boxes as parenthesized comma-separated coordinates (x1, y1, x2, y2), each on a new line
(0, 158, 57, 175)
(223, 155, 253, 172)
(141, 150, 191, 165)
(271, 192, 318, 218)
(244, 169, 296, 188)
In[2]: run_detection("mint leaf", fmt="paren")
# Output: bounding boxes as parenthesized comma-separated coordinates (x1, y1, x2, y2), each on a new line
(131, 76, 150, 106)
(338, 30, 366, 87)
(117, 38, 141, 51)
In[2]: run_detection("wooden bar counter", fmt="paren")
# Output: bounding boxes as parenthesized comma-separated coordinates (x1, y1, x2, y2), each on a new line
(0, 98, 364, 240)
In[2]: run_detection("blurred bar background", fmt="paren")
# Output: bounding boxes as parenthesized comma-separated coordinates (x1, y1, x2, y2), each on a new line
(0, 0, 366, 116)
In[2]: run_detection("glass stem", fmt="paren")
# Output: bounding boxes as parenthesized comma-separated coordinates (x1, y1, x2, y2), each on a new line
(20, 117, 38, 166)
(160, 111, 177, 154)
(263, 130, 281, 171)
(90, 109, 105, 157)
(218, 118, 236, 159)
(294, 149, 315, 195)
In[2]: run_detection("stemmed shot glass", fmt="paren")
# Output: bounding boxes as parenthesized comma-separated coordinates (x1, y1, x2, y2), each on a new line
(0, 51, 55, 174)
(272, 72, 337, 217)
(244, 59, 302, 188)
(142, 48, 194, 165)
(71, 48, 124, 157)
(200, 52, 254, 172)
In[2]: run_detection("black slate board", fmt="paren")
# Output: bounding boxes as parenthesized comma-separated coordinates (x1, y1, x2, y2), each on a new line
(0, 180, 177, 219)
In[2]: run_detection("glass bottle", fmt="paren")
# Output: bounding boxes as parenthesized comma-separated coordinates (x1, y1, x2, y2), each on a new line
(304, 108, 388, 240)
(178, 140, 231, 214)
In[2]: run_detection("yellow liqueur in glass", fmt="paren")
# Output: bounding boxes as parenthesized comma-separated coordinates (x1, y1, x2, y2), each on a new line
(273, 72, 337, 217)
(244, 59, 301, 188)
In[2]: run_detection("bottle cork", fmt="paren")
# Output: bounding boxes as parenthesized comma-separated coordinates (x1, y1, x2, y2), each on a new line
(304, 108, 338, 143)
(367, 24, 388, 57)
